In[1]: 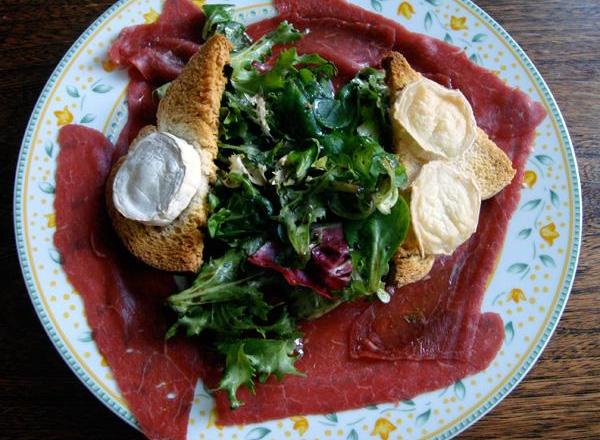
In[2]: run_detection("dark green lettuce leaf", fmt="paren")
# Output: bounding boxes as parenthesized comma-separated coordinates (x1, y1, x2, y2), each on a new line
(344, 196, 410, 301)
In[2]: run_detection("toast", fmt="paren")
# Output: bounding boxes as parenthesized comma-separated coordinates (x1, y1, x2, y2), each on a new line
(383, 52, 515, 288)
(106, 34, 233, 272)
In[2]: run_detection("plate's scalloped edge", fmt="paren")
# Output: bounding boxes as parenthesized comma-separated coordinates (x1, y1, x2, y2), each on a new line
(12, 0, 582, 438)
(12, 0, 138, 430)
(437, 1, 582, 438)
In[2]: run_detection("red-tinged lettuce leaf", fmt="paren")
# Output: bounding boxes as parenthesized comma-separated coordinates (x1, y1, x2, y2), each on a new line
(248, 224, 351, 298)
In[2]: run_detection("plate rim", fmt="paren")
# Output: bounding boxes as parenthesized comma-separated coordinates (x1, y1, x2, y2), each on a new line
(12, 0, 582, 438)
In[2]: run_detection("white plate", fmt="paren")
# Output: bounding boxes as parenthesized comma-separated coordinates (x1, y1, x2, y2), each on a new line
(14, 0, 581, 438)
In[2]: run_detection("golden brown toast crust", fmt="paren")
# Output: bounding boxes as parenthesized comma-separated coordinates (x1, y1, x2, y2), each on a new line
(106, 35, 232, 272)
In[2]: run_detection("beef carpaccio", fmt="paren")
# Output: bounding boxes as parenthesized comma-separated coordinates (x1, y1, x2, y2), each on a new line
(53, 0, 546, 438)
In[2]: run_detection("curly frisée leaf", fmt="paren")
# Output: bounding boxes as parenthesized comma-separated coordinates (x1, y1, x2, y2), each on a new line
(230, 22, 302, 93)
(217, 339, 303, 408)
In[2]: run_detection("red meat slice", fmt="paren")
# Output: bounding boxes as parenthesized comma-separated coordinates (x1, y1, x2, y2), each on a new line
(54, 125, 209, 440)
(108, 0, 203, 83)
(212, 0, 545, 424)
(247, 16, 394, 84)
(212, 301, 503, 424)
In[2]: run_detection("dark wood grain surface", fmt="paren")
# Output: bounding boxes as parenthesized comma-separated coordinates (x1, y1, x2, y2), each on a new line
(1, 1, 598, 439)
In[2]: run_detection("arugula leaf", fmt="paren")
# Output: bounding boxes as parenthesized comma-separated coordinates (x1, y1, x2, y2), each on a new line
(345, 196, 410, 301)
(202, 4, 251, 50)
(217, 338, 302, 408)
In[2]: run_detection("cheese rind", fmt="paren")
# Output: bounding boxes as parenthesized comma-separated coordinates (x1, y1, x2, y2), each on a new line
(112, 131, 203, 226)
(393, 77, 476, 161)
(411, 161, 481, 256)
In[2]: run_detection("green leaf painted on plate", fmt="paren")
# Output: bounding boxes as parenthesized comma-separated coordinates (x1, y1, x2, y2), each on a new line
(539, 254, 556, 268)
(425, 0, 440, 5)
(370, 0, 382, 12)
(521, 199, 542, 211)
(245, 427, 271, 440)
(444, 33, 453, 44)
(346, 429, 359, 440)
(504, 321, 515, 344)
(424, 12, 433, 31)
(80, 113, 96, 124)
(78, 331, 93, 342)
(549, 189, 560, 208)
(324, 413, 338, 423)
(454, 379, 466, 400)
(66, 85, 80, 98)
(507, 263, 529, 274)
(472, 33, 487, 43)
(415, 409, 431, 427)
(518, 228, 532, 239)
(44, 141, 54, 157)
(39, 182, 55, 194)
(401, 399, 415, 406)
(365, 404, 378, 410)
(469, 53, 479, 65)
(92, 83, 113, 93)
(535, 154, 554, 166)
(49, 248, 63, 264)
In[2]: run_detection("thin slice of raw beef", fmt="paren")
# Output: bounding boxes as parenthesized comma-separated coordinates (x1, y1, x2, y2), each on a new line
(108, 0, 204, 84)
(212, 0, 545, 424)
(54, 125, 211, 440)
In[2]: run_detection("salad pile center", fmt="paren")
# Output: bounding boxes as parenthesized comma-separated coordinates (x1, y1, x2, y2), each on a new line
(166, 5, 409, 408)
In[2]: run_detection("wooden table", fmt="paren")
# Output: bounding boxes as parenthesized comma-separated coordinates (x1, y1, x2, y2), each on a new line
(1, 1, 598, 438)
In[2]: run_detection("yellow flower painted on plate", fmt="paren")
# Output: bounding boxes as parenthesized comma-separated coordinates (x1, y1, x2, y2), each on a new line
(540, 222, 560, 246)
(45, 213, 56, 228)
(101, 58, 117, 72)
(523, 170, 537, 188)
(372, 417, 396, 440)
(54, 106, 73, 126)
(450, 16, 468, 30)
(291, 416, 309, 435)
(397, 2, 415, 19)
(143, 8, 160, 24)
(192, 0, 206, 8)
(508, 288, 526, 303)
(207, 408, 222, 429)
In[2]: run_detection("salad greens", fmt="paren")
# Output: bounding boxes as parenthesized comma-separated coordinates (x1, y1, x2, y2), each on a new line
(166, 4, 410, 408)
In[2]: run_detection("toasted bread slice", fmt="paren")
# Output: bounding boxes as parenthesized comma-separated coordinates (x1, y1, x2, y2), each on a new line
(390, 230, 435, 287)
(106, 35, 232, 272)
(452, 128, 516, 199)
(383, 52, 515, 288)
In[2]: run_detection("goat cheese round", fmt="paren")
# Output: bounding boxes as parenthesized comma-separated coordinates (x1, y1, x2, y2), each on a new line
(112, 131, 203, 226)
(393, 77, 476, 161)
(411, 161, 481, 256)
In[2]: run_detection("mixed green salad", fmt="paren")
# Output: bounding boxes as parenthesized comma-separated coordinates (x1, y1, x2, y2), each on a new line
(166, 5, 410, 408)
